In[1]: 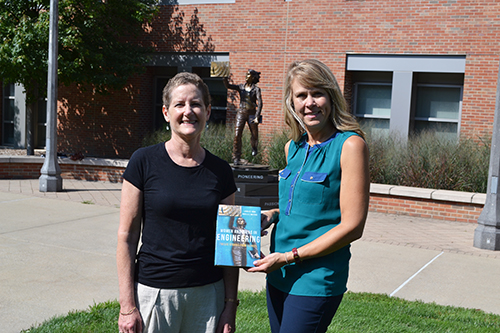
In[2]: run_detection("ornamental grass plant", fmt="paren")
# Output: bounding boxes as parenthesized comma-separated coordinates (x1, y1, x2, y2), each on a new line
(142, 123, 263, 165)
(367, 131, 490, 193)
(142, 125, 490, 193)
(263, 128, 290, 170)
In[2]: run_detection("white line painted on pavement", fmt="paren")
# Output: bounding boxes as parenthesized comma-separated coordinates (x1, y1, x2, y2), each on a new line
(0, 197, 37, 204)
(390, 251, 444, 297)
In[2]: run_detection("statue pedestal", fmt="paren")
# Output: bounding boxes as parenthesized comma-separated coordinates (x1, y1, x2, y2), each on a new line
(232, 164, 278, 209)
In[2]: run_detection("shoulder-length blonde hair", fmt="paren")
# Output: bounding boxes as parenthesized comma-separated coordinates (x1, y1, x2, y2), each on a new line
(283, 59, 365, 142)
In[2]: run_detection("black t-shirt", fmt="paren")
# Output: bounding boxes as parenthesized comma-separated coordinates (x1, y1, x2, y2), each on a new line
(123, 142, 236, 289)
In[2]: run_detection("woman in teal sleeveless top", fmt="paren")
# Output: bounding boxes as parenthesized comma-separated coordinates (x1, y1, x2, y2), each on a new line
(249, 59, 370, 333)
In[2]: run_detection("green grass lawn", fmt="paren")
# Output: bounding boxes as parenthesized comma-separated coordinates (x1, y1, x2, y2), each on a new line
(22, 291, 500, 333)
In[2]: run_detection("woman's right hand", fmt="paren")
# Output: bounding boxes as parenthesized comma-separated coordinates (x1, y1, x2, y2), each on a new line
(118, 308, 142, 333)
(247, 251, 287, 274)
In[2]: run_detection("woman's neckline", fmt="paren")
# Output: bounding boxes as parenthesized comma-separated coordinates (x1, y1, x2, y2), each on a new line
(164, 140, 206, 168)
(303, 130, 340, 148)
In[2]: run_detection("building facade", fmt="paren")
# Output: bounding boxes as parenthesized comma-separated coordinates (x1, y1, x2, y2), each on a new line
(1, 0, 499, 158)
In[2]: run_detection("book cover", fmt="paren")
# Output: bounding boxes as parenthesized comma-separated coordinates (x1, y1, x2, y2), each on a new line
(215, 204, 261, 268)
(248, 114, 262, 124)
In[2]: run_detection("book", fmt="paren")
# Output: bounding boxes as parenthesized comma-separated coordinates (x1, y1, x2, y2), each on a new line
(215, 204, 262, 268)
(248, 115, 262, 124)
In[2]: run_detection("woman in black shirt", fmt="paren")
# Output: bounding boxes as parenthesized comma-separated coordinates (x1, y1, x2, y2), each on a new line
(117, 72, 238, 333)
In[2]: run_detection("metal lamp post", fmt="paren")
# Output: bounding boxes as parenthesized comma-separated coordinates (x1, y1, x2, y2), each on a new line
(39, 0, 62, 192)
(474, 63, 500, 250)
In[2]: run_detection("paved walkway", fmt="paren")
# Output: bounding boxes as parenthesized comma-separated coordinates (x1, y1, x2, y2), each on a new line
(1, 179, 499, 333)
(0, 178, 122, 208)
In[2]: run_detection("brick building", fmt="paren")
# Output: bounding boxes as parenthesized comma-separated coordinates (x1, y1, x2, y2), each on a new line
(2, 0, 499, 158)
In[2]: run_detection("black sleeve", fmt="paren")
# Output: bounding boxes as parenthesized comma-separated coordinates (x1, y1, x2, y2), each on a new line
(122, 147, 147, 191)
(220, 159, 237, 200)
(205, 150, 236, 200)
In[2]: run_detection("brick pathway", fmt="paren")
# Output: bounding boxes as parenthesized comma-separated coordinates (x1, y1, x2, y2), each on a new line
(362, 212, 500, 259)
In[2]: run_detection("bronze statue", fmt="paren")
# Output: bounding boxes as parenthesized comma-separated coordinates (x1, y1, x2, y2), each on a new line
(223, 70, 263, 165)
(228, 216, 259, 266)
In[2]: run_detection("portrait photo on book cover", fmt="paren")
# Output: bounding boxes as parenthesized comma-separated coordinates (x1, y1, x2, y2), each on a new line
(215, 204, 261, 268)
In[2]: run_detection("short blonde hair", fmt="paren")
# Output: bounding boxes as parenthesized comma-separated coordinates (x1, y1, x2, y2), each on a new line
(283, 59, 365, 142)
(162, 72, 211, 108)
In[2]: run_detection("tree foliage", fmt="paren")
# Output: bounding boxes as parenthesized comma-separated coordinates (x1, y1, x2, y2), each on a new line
(0, 0, 159, 103)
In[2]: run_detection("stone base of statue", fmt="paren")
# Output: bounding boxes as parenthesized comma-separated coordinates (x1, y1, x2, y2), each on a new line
(232, 163, 278, 209)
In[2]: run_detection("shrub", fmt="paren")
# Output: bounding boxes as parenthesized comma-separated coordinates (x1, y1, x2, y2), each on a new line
(142, 128, 171, 147)
(366, 133, 405, 186)
(367, 131, 490, 193)
(142, 124, 263, 165)
(263, 129, 290, 170)
(142, 125, 490, 193)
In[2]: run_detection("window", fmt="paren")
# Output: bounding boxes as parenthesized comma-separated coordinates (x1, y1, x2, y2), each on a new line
(155, 77, 171, 131)
(36, 98, 47, 148)
(413, 84, 462, 140)
(2, 83, 16, 145)
(347, 54, 466, 140)
(192, 66, 227, 124)
(153, 67, 178, 130)
(354, 83, 391, 138)
(148, 54, 230, 130)
(153, 66, 228, 130)
(161, 0, 235, 4)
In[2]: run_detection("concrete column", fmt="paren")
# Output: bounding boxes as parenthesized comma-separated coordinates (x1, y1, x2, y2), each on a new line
(474, 63, 500, 250)
(389, 71, 413, 139)
(39, 0, 62, 192)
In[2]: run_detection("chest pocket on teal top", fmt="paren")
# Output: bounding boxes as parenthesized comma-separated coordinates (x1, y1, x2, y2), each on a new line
(279, 168, 291, 180)
(296, 172, 328, 205)
(301, 172, 327, 183)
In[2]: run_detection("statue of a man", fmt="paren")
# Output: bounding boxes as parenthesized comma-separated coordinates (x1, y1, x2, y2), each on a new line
(223, 69, 263, 165)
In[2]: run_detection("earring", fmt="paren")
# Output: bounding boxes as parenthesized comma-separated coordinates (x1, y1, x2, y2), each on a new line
(166, 123, 170, 131)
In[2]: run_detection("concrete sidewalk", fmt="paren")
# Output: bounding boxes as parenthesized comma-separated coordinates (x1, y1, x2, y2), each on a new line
(1, 179, 499, 333)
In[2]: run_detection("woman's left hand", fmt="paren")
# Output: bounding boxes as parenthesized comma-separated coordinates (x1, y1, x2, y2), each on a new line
(260, 209, 277, 236)
(247, 252, 285, 274)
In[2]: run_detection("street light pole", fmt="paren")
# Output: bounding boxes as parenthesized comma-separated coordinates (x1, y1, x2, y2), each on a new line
(39, 0, 62, 192)
(474, 62, 500, 250)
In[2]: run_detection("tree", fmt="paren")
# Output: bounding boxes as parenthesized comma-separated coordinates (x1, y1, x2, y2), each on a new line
(0, 0, 159, 153)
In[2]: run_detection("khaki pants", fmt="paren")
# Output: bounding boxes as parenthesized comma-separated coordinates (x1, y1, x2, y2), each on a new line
(136, 279, 225, 333)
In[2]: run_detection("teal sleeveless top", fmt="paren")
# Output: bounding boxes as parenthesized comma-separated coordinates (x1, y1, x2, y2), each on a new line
(267, 131, 358, 297)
